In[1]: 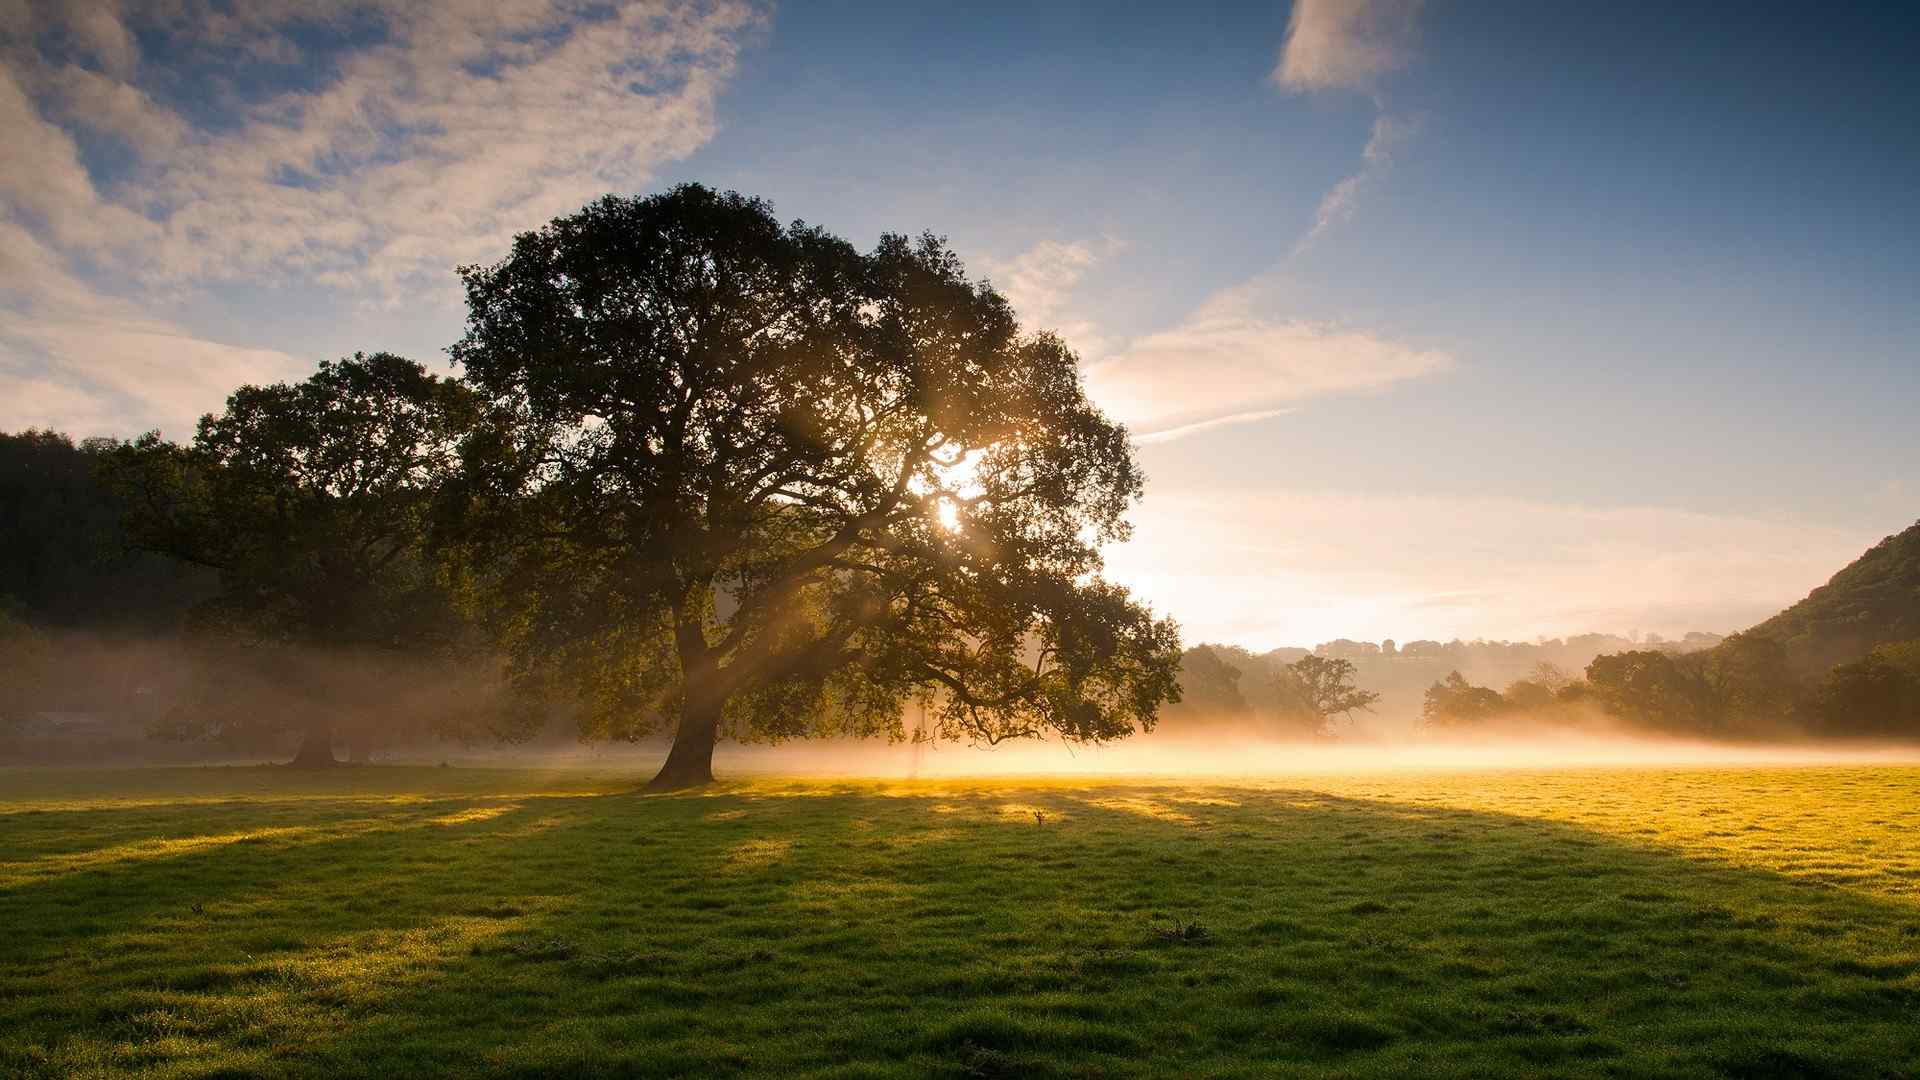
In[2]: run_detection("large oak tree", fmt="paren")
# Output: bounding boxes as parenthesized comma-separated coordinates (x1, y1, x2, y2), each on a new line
(450, 184, 1181, 789)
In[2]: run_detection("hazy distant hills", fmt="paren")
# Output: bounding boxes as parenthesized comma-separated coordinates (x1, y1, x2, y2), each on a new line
(1743, 519, 1920, 674)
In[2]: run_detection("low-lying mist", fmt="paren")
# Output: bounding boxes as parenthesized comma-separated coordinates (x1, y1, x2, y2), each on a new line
(411, 722, 1920, 781)
(721, 732, 1920, 779)
(9, 628, 1919, 777)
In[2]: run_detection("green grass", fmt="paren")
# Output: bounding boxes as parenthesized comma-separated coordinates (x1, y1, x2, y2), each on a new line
(3, 764, 1919, 1078)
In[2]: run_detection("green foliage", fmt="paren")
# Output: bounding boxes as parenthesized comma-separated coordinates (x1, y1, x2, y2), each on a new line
(1567, 521, 1920, 739)
(1162, 645, 1329, 738)
(1584, 650, 1720, 733)
(1583, 632, 1856, 738)
(0, 430, 212, 630)
(1697, 632, 1803, 730)
(1816, 640, 1920, 737)
(4, 766, 1919, 1077)
(108, 353, 481, 651)
(1164, 647, 1387, 738)
(1499, 678, 1556, 711)
(100, 354, 492, 757)
(1171, 645, 1248, 716)
(1743, 519, 1920, 674)
(1283, 653, 1380, 734)
(449, 185, 1180, 777)
(1422, 671, 1510, 727)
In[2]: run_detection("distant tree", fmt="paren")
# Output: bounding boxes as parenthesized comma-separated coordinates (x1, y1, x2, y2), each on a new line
(0, 430, 212, 629)
(1584, 650, 1716, 733)
(1530, 661, 1573, 695)
(1280, 653, 1379, 735)
(1173, 645, 1249, 717)
(1816, 641, 1920, 738)
(1698, 632, 1802, 730)
(1316, 638, 1380, 660)
(1399, 639, 1445, 660)
(448, 185, 1181, 788)
(1500, 677, 1556, 711)
(1422, 671, 1509, 727)
(105, 353, 486, 766)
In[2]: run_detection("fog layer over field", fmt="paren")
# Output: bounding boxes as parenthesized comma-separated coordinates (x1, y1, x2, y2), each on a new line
(10, 628, 1920, 774)
(432, 728, 1920, 780)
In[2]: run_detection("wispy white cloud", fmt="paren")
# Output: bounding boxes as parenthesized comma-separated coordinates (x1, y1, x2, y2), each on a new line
(0, 65, 159, 252)
(1296, 112, 1416, 253)
(1082, 282, 1450, 441)
(1273, 0, 1424, 94)
(0, 0, 766, 436)
(0, 220, 308, 437)
(1104, 489, 1886, 649)
(1131, 408, 1298, 446)
(981, 236, 1120, 360)
(981, 233, 1446, 443)
(1272, 0, 1425, 250)
(985, 240, 1097, 325)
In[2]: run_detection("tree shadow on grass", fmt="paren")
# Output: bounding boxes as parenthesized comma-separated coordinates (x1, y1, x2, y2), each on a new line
(5, 779, 1920, 1078)
(0, 787, 643, 1077)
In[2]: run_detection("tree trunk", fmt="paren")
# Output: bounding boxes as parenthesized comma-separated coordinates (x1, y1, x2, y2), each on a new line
(346, 727, 372, 765)
(647, 694, 719, 791)
(287, 717, 339, 768)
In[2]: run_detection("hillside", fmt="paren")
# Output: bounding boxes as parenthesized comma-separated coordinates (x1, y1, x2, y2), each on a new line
(1744, 519, 1920, 673)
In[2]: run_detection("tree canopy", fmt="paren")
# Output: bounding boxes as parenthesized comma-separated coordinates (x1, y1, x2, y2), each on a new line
(1816, 641, 1920, 738)
(448, 184, 1181, 788)
(105, 353, 487, 765)
(1421, 671, 1510, 728)
(0, 430, 211, 630)
(1283, 654, 1379, 734)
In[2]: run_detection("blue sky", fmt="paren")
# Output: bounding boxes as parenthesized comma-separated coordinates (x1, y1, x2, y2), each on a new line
(3, 1, 1916, 647)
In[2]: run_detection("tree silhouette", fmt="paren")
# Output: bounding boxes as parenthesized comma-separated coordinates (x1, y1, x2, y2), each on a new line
(449, 185, 1181, 788)
(1422, 671, 1508, 727)
(106, 353, 483, 766)
(1282, 654, 1379, 734)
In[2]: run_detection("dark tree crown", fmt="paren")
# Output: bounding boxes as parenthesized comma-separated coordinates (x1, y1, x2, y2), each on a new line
(449, 183, 1181, 747)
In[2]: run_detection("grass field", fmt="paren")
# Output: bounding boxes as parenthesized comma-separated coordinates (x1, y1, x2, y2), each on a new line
(3, 764, 1919, 1078)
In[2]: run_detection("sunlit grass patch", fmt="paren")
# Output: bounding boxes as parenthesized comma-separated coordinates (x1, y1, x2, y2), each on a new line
(724, 838, 795, 871)
(1075, 794, 1198, 825)
(421, 804, 521, 827)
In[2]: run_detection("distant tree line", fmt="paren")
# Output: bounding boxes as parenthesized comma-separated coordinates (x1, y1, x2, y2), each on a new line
(1160, 632, 1725, 738)
(1165, 517, 1920, 742)
(1412, 521, 1920, 739)
(1163, 645, 1377, 738)
(1418, 632, 1920, 739)
(0, 430, 213, 630)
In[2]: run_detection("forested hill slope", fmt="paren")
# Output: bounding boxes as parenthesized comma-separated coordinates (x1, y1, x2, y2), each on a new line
(1744, 519, 1920, 674)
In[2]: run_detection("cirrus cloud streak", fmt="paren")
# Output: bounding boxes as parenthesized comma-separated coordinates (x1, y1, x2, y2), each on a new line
(1083, 290, 1451, 441)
